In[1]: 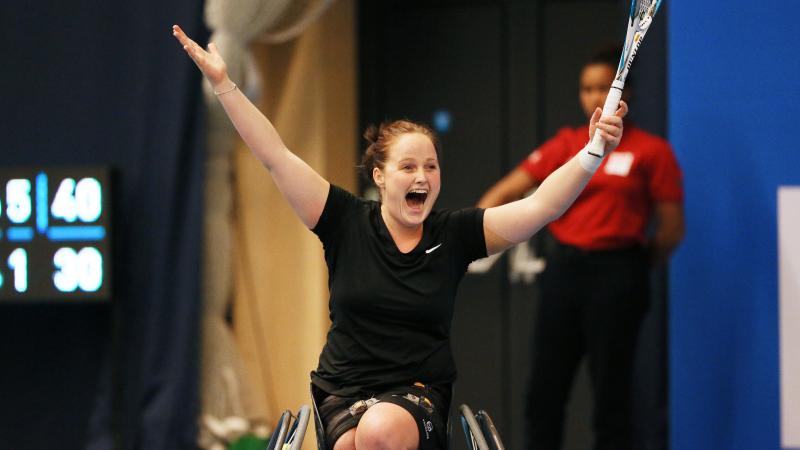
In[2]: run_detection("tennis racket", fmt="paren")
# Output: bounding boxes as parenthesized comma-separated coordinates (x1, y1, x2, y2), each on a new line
(586, 0, 664, 157)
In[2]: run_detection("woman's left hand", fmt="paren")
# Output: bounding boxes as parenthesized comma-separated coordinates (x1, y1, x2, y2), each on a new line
(589, 100, 628, 153)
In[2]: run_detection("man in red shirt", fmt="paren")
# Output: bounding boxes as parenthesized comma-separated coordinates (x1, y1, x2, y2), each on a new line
(478, 48, 684, 449)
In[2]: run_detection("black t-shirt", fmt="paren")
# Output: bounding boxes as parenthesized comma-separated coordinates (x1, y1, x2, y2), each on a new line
(310, 185, 487, 397)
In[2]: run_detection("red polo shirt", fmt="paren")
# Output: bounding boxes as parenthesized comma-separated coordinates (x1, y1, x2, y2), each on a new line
(519, 124, 683, 250)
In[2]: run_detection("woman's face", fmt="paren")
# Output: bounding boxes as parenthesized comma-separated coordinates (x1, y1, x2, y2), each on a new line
(373, 132, 441, 229)
(579, 63, 616, 119)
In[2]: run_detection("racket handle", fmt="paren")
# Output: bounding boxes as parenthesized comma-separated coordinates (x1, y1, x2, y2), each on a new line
(586, 80, 625, 158)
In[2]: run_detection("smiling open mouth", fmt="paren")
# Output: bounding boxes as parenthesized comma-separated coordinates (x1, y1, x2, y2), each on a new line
(406, 189, 428, 208)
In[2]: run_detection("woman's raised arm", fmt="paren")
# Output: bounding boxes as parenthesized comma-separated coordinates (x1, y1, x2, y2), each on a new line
(172, 25, 329, 229)
(482, 102, 628, 255)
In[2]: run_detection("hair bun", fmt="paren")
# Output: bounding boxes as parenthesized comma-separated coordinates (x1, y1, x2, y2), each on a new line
(363, 124, 379, 145)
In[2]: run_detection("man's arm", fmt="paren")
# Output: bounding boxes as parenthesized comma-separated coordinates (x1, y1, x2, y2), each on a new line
(477, 167, 539, 209)
(649, 201, 685, 264)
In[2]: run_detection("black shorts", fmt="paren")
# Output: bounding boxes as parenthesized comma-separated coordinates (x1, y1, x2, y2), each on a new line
(314, 383, 450, 450)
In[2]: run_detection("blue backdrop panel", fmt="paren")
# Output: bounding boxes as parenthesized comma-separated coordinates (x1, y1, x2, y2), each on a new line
(669, 2, 800, 449)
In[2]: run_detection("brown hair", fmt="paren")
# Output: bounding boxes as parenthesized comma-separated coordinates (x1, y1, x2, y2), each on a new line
(360, 119, 441, 181)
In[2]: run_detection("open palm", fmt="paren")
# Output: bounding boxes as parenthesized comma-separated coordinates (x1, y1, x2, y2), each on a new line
(172, 25, 228, 87)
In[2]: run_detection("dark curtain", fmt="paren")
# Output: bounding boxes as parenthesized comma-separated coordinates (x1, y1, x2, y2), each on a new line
(0, 1, 208, 449)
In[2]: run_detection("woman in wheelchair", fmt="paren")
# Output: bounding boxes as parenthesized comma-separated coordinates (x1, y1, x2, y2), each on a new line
(173, 24, 627, 450)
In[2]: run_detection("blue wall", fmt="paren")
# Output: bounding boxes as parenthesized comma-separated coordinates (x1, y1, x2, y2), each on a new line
(669, 2, 800, 449)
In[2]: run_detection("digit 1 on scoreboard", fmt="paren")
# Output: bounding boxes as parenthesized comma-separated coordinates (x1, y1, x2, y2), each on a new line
(7, 248, 28, 293)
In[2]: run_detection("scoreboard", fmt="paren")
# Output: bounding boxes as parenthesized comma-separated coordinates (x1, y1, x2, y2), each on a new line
(0, 167, 112, 301)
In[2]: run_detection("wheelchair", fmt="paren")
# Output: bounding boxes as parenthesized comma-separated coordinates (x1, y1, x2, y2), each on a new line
(305, 385, 506, 450)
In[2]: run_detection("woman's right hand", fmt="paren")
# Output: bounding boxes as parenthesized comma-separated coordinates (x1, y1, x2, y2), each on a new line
(588, 100, 628, 153)
(172, 24, 230, 90)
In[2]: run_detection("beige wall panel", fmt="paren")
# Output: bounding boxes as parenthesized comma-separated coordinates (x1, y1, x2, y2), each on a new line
(232, 0, 356, 447)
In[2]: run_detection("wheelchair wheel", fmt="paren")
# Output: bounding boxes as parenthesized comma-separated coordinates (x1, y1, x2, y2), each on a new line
(284, 405, 310, 450)
(476, 410, 505, 450)
(266, 410, 291, 450)
(458, 404, 490, 450)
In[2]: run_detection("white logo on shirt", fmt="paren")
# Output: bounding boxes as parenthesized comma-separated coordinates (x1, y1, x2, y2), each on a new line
(604, 151, 634, 176)
(425, 243, 443, 254)
(422, 419, 433, 439)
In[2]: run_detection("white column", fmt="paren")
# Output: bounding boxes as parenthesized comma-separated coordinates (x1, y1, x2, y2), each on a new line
(779, 186, 800, 448)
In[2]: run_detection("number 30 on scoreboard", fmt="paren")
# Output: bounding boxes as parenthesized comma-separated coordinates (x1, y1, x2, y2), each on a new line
(0, 167, 112, 301)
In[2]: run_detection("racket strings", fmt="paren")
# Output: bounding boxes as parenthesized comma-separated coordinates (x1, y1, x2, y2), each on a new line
(636, 0, 657, 18)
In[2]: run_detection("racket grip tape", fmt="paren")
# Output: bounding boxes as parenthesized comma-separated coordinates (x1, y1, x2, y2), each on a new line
(586, 80, 625, 158)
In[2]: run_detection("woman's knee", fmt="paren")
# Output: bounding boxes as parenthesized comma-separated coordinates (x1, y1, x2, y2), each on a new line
(333, 428, 356, 450)
(355, 403, 419, 450)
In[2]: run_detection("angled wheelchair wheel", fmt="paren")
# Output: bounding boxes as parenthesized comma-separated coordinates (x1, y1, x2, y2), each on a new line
(284, 405, 310, 450)
(458, 404, 490, 450)
(476, 410, 505, 450)
(265, 410, 291, 450)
